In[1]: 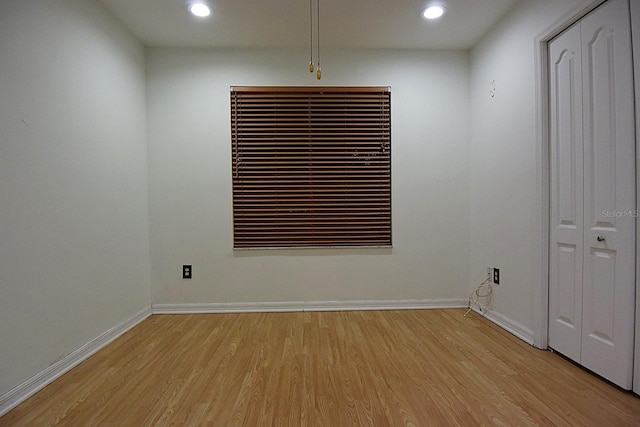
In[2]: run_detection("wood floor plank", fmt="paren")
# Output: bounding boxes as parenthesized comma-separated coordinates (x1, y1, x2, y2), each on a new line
(2, 309, 640, 426)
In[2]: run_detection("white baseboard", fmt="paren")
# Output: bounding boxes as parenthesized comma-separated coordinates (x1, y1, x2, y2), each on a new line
(152, 298, 468, 314)
(0, 306, 152, 417)
(472, 307, 536, 346)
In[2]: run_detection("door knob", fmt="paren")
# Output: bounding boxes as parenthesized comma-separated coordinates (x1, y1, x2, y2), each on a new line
(597, 236, 605, 242)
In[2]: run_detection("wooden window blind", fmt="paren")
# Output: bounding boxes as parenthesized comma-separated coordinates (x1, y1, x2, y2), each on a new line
(231, 86, 391, 249)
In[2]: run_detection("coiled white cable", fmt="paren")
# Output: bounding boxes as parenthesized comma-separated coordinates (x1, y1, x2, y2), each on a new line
(464, 275, 493, 316)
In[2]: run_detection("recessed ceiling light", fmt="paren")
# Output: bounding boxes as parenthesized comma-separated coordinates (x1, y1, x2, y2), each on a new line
(422, 5, 446, 20)
(189, 2, 211, 18)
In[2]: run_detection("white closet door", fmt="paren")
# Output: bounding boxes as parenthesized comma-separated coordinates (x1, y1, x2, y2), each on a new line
(548, 21, 584, 363)
(549, 0, 636, 390)
(580, 0, 635, 389)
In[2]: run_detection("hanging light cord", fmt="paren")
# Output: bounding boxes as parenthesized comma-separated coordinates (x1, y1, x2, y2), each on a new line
(316, 0, 321, 79)
(309, 0, 314, 72)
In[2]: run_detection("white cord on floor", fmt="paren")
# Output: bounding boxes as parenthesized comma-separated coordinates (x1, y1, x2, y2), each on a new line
(464, 275, 493, 316)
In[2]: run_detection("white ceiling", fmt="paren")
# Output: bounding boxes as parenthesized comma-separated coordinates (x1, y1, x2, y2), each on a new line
(98, 0, 519, 50)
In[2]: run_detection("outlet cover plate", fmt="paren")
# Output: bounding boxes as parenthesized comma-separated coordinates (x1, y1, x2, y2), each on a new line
(183, 265, 192, 279)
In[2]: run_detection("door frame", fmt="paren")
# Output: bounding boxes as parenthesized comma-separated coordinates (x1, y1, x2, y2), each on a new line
(534, 0, 639, 391)
(630, 0, 640, 395)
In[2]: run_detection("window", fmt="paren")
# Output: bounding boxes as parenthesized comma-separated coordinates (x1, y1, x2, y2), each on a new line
(231, 86, 391, 249)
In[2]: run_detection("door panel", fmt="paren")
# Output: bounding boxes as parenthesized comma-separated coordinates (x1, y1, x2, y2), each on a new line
(580, 0, 636, 389)
(585, 27, 616, 223)
(586, 248, 615, 344)
(549, 0, 635, 390)
(549, 22, 584, 362)
(556, 244, 580, 328)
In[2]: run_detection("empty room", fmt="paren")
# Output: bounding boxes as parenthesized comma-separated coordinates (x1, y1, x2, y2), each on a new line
(1, 0, 640, 425)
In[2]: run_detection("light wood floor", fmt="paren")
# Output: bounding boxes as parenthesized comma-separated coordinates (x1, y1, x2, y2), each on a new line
(2, 309, 639, 426)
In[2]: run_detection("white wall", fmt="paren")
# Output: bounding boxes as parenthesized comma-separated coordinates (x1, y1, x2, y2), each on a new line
(469, 0, 600, 343)
(0, 0, 151, 396)
(146, 48, 470, 306)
